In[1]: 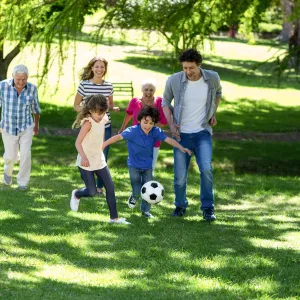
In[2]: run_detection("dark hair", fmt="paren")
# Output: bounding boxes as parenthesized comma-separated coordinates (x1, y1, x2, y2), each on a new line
(179, 48, 203, 65)
(137, 106, 160, 124)
(80, 56, 108, 80)
(72, 94, 108, 128)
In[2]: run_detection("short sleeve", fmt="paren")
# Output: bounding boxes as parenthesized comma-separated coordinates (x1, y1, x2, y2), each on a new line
(77, 82, 85, 97)
(153, 127, 167, 142)
(80, 117, 93, 126)
(121, 126, 136, 141)
(125, 98, 138, 115)
(154, 97, 167, 125)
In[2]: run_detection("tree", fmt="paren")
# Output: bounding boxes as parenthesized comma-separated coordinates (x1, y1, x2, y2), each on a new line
(280, 0, 293, 42)
(0, 0, 101, 81)
(96, 0, 273, 55)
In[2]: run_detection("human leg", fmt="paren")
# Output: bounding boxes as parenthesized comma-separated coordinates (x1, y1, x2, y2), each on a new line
(140, 168, 153, 214)
(152, 146, 160, 177)
(17, 126, 34, 186)
(97, 126, 111, 191)
(76, 168, 97, 198)
(95, 167, 118, 219)
(193, 130, 214, 213)
(173, 134, 192, 209)
(71, 168, 97, 211)
(1, 130, 19, 183)
(128, 166, 143, 208)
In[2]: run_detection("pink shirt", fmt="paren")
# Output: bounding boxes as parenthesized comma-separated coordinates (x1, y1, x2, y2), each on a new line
(126, 97, 167, 147)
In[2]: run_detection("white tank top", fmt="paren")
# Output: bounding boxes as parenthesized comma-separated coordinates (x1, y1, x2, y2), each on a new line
(75, 116, 107, 171)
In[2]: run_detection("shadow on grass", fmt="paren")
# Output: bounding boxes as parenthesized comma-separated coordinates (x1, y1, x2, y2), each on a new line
(0, 163, 299, 299)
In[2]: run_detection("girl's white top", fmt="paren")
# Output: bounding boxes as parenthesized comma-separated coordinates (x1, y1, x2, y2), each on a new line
(76, 116, 108, 171)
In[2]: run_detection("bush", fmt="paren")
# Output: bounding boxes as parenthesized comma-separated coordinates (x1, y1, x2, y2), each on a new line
(258, 22, 282, 34)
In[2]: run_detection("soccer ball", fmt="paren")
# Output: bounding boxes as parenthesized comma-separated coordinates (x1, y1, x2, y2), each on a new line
(141, 181, 164, 204)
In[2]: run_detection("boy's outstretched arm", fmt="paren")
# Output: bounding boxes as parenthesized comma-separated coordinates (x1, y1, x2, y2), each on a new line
(164, 137, 192, 156)
(102, 134, 123, 150)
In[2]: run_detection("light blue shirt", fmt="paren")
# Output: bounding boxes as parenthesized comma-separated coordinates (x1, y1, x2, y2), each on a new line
(0, 79, 41, 136)
(162, 68, 222, 135)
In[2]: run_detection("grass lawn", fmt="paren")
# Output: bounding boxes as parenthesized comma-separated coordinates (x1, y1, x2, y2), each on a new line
(1, 26, 300, 299)
(0, 136, 299, 299)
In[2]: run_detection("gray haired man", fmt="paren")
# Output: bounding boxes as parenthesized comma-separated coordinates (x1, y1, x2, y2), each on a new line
(0, 64, 41, 189)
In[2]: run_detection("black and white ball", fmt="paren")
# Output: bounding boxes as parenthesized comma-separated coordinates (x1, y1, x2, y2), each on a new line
(141, 181, 164, 204)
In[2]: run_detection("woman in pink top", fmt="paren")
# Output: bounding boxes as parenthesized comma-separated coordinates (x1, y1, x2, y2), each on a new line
(119, 80, 167, 173)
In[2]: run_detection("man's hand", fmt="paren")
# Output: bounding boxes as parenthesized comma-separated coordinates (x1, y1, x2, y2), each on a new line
(209, 115, 217, 127)
(33, 126, 39, 135)
(171, 123, 180, 140)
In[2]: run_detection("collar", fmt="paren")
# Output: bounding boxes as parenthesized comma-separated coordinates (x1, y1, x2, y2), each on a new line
(10, 79, 28, 89)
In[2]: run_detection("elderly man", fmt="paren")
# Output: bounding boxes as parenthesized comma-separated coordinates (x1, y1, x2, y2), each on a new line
(162, 49, 222, 221)
(0, 64, 41, 189)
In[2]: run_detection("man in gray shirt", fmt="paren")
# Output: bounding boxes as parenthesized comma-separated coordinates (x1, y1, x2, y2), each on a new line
(162, 48, 222, 221)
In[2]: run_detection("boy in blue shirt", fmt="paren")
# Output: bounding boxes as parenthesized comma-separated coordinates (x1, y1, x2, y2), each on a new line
(103, 106, 191, 218)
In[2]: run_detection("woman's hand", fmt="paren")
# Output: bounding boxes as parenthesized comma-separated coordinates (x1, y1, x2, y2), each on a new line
(112, 106, 120, 112)
(81, 157, 90, 167)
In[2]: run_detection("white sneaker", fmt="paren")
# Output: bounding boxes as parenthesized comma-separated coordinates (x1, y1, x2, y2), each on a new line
(109, 217, 131, 225)
(70, 189, 80, 212)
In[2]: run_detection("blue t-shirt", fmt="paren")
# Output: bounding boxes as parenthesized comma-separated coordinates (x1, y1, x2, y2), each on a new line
(121, 125, 167, 170)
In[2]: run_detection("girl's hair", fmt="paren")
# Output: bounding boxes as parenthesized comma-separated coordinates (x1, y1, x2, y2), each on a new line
(72, 94, 108, 128)
(79, 56, 108, 80)
(137, 106, 160, 124)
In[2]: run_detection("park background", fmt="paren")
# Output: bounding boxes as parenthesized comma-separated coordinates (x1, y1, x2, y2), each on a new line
(0, 2, 300, 299)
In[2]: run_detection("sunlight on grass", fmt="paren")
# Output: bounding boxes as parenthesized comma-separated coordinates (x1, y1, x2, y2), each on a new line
(0, 210, 21, 220)
(250, 232, 300, 251)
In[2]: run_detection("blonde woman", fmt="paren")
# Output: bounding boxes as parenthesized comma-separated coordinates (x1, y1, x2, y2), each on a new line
(74, 56, 119, 195)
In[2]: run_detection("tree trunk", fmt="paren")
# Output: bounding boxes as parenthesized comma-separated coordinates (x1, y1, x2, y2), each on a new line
(280, 0, 293, 42)
(0, 41, 21, 81)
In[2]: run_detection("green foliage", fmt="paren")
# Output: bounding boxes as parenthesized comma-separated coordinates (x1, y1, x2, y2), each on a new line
(0, 0, 104, 81)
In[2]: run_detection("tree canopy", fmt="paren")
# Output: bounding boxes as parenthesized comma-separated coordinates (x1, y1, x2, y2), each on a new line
(1, 0, 299, 83)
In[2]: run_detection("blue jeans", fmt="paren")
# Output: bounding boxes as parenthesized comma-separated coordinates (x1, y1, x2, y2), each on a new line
(128, 166, 153, 213)
(174, 130, 214, 211)
(97, 126, 112, 189)
(76, 166, 118, 219)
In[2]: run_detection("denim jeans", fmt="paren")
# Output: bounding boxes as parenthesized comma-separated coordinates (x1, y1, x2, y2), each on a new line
(128, 166, 153, 213)
(97, 126, 112, 189)
(76, 166, 118, 219)
(174, 130, 214, 211)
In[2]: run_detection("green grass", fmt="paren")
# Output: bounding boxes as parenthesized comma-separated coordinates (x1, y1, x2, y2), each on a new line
(0, 136, 299, 299)
(1, 26, 300, 299)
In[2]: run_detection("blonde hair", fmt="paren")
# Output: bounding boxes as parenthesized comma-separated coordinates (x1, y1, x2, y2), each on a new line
(72, 94, 108, 128)
(79, 56, 108, 80)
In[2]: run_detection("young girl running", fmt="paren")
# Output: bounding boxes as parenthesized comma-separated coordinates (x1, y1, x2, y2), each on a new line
(70, 94, 130, 224)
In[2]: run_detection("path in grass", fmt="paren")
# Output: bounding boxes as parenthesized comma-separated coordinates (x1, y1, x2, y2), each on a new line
(38, 127, 300, 142)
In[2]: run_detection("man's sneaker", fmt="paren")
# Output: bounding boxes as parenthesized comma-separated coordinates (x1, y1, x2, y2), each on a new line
(109, 217, 131, 225)
(3, 173, 12, 185)
(127, 194, 137, 208)
(203, 209, 216, 222)
(142, 212, 154, 218)
(70, 189, 80, 212)
(18, 185, 27, 190)
(171, 207, 186, 217)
